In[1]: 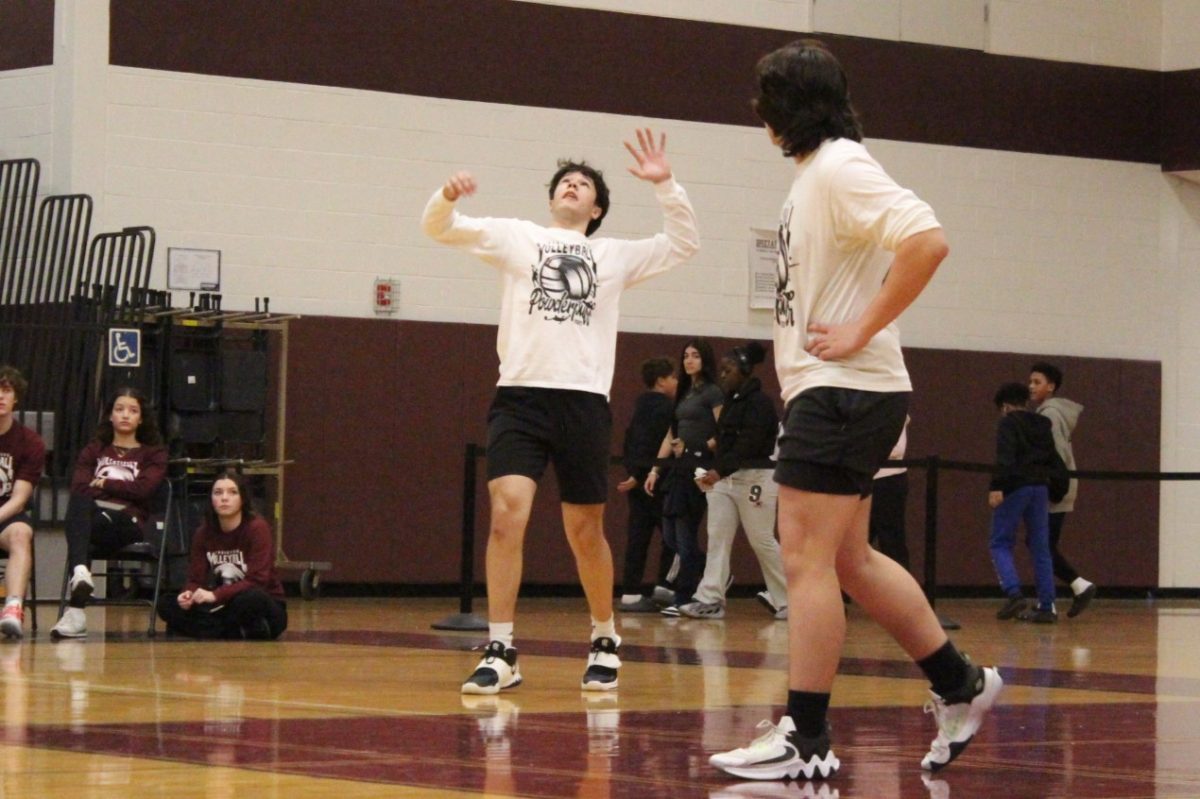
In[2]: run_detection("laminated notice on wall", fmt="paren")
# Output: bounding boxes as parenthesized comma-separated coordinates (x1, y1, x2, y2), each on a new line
(749, 227, 777, 309)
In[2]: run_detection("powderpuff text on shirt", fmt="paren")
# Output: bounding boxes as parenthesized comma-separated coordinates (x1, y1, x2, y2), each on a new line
(775, 203, 796, 328)
(528, 242, 598, 325)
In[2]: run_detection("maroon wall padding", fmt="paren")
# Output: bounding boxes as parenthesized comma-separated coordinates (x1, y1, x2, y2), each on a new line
(1163, 69, 1200, 173)
(109, 0, 1163, 164)
(283, 317, 1160, 590)
(0, 0, 53, 72)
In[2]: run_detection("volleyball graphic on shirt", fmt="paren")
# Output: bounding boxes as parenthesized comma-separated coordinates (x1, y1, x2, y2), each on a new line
(538, 254, 594, 301)
(528, 246, 598, 324)
(213, 561, 246, 585)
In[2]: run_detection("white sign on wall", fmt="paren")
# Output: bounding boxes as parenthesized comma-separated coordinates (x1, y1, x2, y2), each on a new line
(748, 227, 778, 309)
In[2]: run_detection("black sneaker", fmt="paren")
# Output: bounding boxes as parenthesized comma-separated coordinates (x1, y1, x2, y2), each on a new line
(1017, 607, 1058, 624)
(581, 635, 621, 691)
(1067, 583, 1097, 618)
(462, 640, 522, 695)
(995, 595, 1028, 620)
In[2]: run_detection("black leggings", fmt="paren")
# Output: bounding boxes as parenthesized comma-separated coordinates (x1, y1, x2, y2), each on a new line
(156, 587, 288, 640)
(64, 493, 143, 572)
(621, 487, 675, 595)
(1048, 511, 1080, 585)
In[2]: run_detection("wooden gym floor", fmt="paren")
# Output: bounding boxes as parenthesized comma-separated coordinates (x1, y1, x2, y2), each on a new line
(2, 596, 1199, 798)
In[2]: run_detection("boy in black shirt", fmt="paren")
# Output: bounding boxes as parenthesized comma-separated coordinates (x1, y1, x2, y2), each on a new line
(616, 358, 677, 612)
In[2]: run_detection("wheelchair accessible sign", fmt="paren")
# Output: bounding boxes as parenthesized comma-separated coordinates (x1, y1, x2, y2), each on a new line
(108, 328, 141, 368)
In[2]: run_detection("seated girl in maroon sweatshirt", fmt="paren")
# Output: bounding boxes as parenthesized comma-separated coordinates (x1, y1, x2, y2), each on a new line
(52, 387, 167, 640)
(157, 469, 287, 640)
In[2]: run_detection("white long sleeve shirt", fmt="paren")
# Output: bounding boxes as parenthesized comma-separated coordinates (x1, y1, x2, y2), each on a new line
(422, 178, 699, 397)
(772, 138, 941, 402)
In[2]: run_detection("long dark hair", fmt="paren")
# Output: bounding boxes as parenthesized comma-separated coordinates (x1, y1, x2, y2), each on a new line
(95, 387, 162, 446)
(204, 469, 258, 532)
(753, 39, 863, 158)
(675, 337, 717, 405)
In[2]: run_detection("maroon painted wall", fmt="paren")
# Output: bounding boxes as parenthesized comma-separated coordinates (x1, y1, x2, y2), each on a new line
(110, 0, 1169, 165)
(282, 317, 1160, 590)
(0, 0, 53, 72)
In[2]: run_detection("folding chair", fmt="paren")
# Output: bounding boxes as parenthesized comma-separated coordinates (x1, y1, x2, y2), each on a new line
(56, 477, 182, 636)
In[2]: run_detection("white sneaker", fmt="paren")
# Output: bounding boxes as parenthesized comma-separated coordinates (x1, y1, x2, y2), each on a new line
(51, 607, 89, 640)
(581, 634, 621, 691)
(711, 780, 841, 798)
(710, 717, 840, 781)
(680, 601, 726, 619)
(68, 565, 95, 605)
(756, 590, 789, 620)
(461, 640, 521, 695)
(921, 665, 1003, 771)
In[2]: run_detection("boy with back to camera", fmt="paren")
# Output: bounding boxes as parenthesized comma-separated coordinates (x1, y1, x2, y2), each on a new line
(990, 381, 1059, 624)
(709, 39, 1000, 782)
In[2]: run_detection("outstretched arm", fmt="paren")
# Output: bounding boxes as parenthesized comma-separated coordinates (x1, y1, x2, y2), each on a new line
(624, 128, 672, 184)
(441, 171, 477, 202)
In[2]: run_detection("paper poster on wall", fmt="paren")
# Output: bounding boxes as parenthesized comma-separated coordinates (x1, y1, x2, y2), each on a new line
(168, 247, 221, 291)
(748, 228, 777, 309)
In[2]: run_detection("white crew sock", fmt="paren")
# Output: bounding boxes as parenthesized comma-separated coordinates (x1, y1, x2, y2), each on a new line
(591, 616, 617, 642)
(4, 596, 22, 609)
(1071, 577, 1093, 596)
(489, 622, 514, 648)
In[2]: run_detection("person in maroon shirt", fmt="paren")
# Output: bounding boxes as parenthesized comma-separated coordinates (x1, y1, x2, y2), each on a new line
(1, 366, 46, 640)
(51, 387, 167, 639)
(157, 469, 286, 640)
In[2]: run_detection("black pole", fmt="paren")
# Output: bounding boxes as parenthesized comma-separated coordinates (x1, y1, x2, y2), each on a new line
(458, 442, 478, 614)
(923, 455, 960, 630)
(432, 443, 488, 631)
(922, 455, 939, 606)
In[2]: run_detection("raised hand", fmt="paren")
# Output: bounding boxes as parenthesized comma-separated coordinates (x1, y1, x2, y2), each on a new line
(624, 128, 672, 184)
(442, 171, 477, 202)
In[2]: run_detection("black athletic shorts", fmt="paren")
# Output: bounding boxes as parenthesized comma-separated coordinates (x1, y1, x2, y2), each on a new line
(775, 387, 909, 497)
(0, 512, 33, 538)
(486, 386, 612, 505)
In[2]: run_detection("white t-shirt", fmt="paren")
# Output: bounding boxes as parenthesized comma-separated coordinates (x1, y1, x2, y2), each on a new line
(422, 179, 699, 398)
(772, 138, 940, 402)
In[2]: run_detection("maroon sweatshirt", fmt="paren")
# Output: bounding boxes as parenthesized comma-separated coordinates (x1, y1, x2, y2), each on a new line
(186, 515, 284, 603)
(71, 440, 168, 527)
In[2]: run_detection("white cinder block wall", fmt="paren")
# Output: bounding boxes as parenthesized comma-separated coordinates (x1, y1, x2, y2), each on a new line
(0, 67, 54, 179)
(13, 1, 1200, 587)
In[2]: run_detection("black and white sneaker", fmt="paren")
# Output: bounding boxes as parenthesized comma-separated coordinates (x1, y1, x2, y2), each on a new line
(922, 665, 1003, 771)
(581, 635, 621, 691)
(710, 717, 840, 781)
(461, 640, 522, 695)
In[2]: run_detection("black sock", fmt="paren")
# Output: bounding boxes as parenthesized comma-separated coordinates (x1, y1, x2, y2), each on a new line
(917, 640, 973, 699)
(787, 690, 830, 738)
